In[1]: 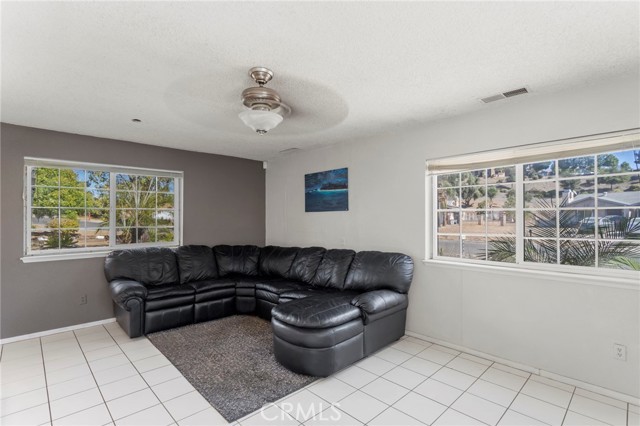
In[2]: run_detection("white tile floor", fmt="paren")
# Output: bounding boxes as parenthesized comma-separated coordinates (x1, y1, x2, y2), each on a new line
(1, 323, 638, 426)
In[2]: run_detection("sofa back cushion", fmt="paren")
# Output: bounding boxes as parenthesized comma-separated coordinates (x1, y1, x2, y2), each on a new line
(344, 251, 414, 293)
(175, 245, 218, 284)
(104, 247, 179, 286)
(310, 249, 355, 289)
(213, 245, 260, 277)
(287, 247, 326, 283)
(258, 246, 300, 277)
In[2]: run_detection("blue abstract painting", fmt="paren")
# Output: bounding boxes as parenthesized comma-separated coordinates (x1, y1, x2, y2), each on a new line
(305, 168, 349, 212)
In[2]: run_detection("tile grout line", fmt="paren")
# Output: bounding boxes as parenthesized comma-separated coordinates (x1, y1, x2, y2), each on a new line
(560, 387, 577, 426)
(499, 375, 555, 426)
(430, 358, 496, 426)
(103, 324, 183, 424)
(67, 325, 117, 425)
(39, 337, 54, 426)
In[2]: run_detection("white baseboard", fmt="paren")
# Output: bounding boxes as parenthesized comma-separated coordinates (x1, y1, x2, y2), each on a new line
(405, 330, 640, 406)
(0, 318, 116, 345)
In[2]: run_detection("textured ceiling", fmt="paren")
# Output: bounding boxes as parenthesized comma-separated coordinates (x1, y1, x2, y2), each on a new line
(2, 2, 638, 161)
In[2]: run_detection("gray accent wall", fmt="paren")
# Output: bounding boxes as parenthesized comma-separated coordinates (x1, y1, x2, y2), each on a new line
(0, 123, 265, 339)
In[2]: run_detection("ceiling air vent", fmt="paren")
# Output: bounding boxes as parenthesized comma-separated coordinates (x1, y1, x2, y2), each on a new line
(480, 87, 529, 104)
(503, 87, 529, 98)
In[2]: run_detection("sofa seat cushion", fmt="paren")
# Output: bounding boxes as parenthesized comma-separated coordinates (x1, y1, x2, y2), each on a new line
(187, 278, 236, 293)
(145, 284, 195, 311)
(255, 280, 308, 304)
(272, 317, 363, 348)
(255, 280, 307, 294)
(146, 283, 195, 300)
(272, 294, 361, 329)
(279, 288, 348, 301)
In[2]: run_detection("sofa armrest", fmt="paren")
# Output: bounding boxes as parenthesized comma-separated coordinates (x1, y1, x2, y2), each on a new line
(109, 280, 148, 309)
(351, 290, 408, 324)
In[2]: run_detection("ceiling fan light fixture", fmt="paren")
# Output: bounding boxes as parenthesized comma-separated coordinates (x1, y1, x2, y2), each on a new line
(238, 109, 283, 135)
(239, 67, 290, 135)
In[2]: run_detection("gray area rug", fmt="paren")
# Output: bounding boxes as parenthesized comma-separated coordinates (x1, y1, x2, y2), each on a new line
(147, 315, 317, 422)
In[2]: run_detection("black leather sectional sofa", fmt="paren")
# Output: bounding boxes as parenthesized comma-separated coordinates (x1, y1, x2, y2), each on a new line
(105, 245, 413, 376)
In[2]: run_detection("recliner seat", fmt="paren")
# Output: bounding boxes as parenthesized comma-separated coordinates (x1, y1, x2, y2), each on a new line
(105, 244, 414, 376)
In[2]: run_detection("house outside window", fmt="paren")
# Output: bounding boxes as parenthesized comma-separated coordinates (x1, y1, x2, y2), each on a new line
(429, 132, 640, 276)
(24, 158, 183, 261)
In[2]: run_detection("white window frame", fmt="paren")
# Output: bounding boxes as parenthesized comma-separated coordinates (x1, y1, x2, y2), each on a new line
(22, 157, 184, 263)
(426, 130, 640, 282)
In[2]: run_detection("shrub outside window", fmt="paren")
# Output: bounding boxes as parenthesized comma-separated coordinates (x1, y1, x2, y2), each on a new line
(25, 158, 182, 258)
(432, 147, 640, 273)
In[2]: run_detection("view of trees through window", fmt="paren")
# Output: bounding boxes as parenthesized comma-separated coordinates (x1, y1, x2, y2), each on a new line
(435, 148, 640, 271)
(28, 164, 178, 254)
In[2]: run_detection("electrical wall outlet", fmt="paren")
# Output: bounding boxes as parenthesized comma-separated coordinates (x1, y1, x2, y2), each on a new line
(613, 343, 626, 361)
(80, 294, 88, 305)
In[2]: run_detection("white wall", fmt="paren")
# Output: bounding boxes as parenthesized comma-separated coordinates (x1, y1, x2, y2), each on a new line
(266, 75, 640, 398)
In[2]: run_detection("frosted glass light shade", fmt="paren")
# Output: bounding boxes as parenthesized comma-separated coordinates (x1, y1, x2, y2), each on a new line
(238, 109, 284, 134)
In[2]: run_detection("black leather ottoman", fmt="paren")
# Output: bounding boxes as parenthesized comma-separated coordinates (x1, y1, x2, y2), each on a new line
(271, 293, 363, 377)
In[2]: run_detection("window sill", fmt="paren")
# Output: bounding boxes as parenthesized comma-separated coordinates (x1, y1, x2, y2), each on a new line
(421, 258, 640, 290)
(21, 251, 111, 263)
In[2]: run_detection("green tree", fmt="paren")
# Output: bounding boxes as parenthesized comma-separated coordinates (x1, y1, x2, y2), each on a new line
(487, 187, 498, 205)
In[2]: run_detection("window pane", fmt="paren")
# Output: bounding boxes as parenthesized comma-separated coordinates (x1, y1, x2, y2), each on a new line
(60, 209, 84, 223)
(87, 171, 110, 189)
(116, 228, 135, 245)
(87, 189, 110, 209)
(157, 177, 175, 193)
(156, 210, 174, 226)
(461, 211, 485, 234)
(487, 167, 515, 183)
(461, 170, 486, 186)
(561, 209, 595, 239)
(157, 227, 174, 243)
(116, 174, 136, 191)
(597, 209, 639, 240)
(32, 187, 59, 207)
(560, 178, 594, 206)
(437, 211, 459, 233)
(60, 169, 85, 188)
(86, 209, 109, 228)
(460, 187, 485, 209)
(558, 156, 594, 177)
(31, 229, 59, 251)
(32, 167, 59, 186)
(137, 176, 156, 192)
(437, 235, 459, 258)
(524, 239, 557, 264)
(597, 150, 639, 174)
(137, 210, 155, 227)
(87, 228, 110, 248)
(437, 188, 459, 209)
(157, 193, 174, 209)
(487, 236, 516, 263)
(462, 235, 486, 260)
(524, 210, 557, 238)
(486, 211, 516, 235)
(597, 175, 636, 195)
(59, 188, 85, 208)
(487, 184, 515, 209)
(560, 240, 595, 266)
(524, 161, 555, 181)
(598, 241, 640, 269)
(524, 181, 556, 208)
(136, 228, 155, 243)
(32, 208, 58, 223)
(437, 173, 459, 188)
(116, 210, 135, 227)
(116, 191, 136, 209)
(138, 192, 157, 209)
